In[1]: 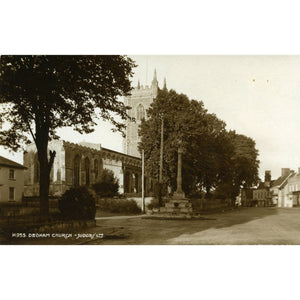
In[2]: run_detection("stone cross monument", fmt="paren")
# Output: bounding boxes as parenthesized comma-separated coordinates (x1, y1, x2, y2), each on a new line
(158, 144, 193, 216)
(173, 145, 185, 199)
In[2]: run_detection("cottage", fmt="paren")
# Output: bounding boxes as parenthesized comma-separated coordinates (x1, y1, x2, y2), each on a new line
(270, 168, 294, 207)
(285, 168, 300, 207)
(253, 171, 272, 207)
(0, 156, 27, 203)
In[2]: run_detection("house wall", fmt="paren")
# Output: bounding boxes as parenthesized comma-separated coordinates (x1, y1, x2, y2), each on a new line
(0, 166, 24, 203)
(278, 185, 293, 208)
(270, 186, 279, 205)
(286, 173, 300, 207)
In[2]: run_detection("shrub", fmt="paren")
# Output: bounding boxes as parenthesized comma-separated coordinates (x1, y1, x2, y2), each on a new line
(92, 169, 119, 197)
(59, 187, 96, 220)
(97, 198, 141, 214)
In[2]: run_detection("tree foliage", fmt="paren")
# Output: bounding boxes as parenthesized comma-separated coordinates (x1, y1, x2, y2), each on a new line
(139, 88, 259, 198)
(0, 55, 136, 217)
(59, 186, 96, 220)
(92, 169, 120, 198)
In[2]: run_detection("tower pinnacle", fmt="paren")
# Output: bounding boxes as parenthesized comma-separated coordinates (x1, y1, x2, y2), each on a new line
(163, 77, 167, 90)
(151, 68, 158, 87)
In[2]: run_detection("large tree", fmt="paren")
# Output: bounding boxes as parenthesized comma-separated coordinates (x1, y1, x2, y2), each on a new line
(229, 131, 260, 188)
(0, 55, 136, 218)
(139, 88, 260, 199)
(139, 88, 231, 195)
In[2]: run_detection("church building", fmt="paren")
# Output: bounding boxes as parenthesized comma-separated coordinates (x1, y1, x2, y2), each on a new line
(123, 69, 166, 157)
(24, 140, 153, 197)
(23, 70, 165, 198)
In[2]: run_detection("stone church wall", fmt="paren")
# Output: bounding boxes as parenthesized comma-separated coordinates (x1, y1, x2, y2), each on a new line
(23, 140, 146, 197)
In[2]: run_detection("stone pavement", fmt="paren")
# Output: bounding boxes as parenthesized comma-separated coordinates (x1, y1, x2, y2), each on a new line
(87, 207, 300, 245)
(3, 207, 300, 245)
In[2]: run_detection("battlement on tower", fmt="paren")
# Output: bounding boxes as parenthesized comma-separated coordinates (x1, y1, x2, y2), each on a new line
(127, 85, 156, 98)
(123, 69, 165, 157)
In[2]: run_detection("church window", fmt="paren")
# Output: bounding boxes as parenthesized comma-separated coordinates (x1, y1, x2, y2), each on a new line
(136, 104, 145, 121)
(94, 159, 99, 180)
(85, 157, 90, 186)
(34, 154, 40, 183)
(73, 155, 80, 186)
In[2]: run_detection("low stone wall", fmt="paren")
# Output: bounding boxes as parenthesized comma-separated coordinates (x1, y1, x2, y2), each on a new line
(23, 196, 59, 208)
(190, 198, 230, 212)
(95, 196, 153, 209)
(125, 196, 153, 209)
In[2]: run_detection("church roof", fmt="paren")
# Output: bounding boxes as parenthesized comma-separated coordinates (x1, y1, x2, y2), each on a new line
(63, 141, 141, 162)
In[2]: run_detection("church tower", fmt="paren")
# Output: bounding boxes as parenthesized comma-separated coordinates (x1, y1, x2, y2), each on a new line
(123, 69, 159, 157)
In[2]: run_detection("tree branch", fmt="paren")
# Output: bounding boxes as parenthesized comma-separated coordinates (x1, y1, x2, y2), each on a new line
(48, 150, 56, 173)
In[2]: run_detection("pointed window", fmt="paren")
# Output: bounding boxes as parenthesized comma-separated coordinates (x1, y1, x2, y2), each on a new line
(137, 104, 145, 121)
(34, 154, 40, 183)
(74, 155, 81, 186)
(85, 157, 90, 186)
(94, 159, 99, 180)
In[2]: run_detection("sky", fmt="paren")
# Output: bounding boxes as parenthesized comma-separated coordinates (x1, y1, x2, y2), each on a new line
(1, 55, 300, 180)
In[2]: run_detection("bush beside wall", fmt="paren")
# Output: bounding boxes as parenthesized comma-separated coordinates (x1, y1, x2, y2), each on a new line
(96, 198, 141, 214)
(59, 187, 96, 220)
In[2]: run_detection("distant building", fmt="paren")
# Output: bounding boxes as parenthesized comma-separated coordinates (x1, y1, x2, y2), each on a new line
(270, 168, 294, 207)
(285, 168, 300, 207)
(24, 140, 153, 197)
(123, 69, 161, 157)
(253, 171, 272, 206)
(0, 156, 27, 203)
(240, 188, 254, 206)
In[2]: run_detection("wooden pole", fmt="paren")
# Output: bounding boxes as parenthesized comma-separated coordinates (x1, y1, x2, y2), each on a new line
(159, 115, 164, 207)
(142, 149, 145, 213)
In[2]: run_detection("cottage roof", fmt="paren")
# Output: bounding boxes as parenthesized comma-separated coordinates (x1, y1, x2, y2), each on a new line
(272, 173, 293, 188)
(0, 156, 27, 169)
(288, 172, 300, 183)
(272, 171, 295, 190)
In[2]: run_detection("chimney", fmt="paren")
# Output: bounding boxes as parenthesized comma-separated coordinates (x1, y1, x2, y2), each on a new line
(264, 170, 271, 187)
(281, 168, 290, 177)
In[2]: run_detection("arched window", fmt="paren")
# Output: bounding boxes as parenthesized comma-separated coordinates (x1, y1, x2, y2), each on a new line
(124, 171, 131, 193)
(73, 155, 81, 186)
(85, 157, 90, 186)
(94, 159, 99, 180)
(136, 104, 145, 121)
(34, 154, 40, 183)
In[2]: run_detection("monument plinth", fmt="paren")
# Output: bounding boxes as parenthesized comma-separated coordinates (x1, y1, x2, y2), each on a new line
(157, 145, 193, 217)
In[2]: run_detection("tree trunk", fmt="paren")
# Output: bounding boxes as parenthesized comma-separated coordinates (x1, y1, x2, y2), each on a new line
(36, 135, 56, 220)
(39, 157, 50, 219)
(38, 139, 50, 219)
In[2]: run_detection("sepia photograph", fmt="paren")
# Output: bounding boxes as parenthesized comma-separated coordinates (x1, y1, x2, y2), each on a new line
(1, 2, 300, 300)
(1, 55, 300, 245)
